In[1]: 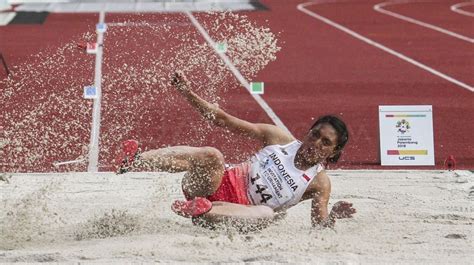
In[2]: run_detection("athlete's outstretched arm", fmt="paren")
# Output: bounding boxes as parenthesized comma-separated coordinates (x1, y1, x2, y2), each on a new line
(310, 172, 333, 227)
(171, 71, 294, 146)
(310, 172, 356, 228)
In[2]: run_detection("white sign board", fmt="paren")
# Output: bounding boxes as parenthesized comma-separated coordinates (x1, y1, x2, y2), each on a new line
(84, 86, 98, 99)
(379, 105, 434, 166)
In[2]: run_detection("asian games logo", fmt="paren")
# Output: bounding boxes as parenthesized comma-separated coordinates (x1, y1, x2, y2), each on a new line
(396, 119, 410, 134)
(260, 158, 270, 168)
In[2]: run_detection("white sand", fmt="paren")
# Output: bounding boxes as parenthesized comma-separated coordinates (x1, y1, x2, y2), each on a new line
(0, 170, 472, 263)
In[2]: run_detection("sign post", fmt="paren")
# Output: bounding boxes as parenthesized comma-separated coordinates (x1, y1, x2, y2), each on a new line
(379, 105, 435, 166)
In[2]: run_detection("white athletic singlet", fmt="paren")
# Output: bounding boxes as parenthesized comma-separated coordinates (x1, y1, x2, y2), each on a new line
(246, 140, 324, 210)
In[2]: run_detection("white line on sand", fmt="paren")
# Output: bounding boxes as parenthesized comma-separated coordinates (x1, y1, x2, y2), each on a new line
(374, 1, 474, 43)
(451, 1, 474, 17)
(297, 2, 474, 93)
(185, 11, 293, 136)
(87, 11, 106, 172)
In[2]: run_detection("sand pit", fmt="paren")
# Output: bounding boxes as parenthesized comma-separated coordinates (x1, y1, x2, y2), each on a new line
(0, 170, 472, 263)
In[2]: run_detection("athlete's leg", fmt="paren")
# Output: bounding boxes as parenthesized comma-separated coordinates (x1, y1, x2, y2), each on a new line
(204, 202, 274, 219)
(140, 146, 225, 198)
(192, 202, 275, 232)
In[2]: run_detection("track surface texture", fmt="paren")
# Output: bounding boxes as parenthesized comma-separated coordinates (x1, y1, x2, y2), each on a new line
(0, 0, 473, 172)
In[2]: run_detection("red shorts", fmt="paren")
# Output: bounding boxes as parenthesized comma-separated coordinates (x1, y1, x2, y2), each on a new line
(206, 163, 250, 205)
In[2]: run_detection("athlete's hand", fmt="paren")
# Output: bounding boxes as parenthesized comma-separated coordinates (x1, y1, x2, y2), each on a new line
(171, 71, 190, 93)
(330, 201, 356, 219)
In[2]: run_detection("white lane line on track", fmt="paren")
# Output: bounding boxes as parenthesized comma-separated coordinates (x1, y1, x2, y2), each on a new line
(451, 2, 474, 17)
(108, 22, 192, 27)
(87, 11, 105, 172)
(53, 158, 86, 167)
(374, 1, 474, 43)
(297, 2, 474, 93)
(185, 11, 293, 136)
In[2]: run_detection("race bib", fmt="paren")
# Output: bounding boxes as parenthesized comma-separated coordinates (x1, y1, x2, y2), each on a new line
(248, 157, 295, 208)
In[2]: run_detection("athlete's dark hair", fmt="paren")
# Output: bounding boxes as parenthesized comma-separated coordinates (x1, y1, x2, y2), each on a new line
(310, 115, 349, 163)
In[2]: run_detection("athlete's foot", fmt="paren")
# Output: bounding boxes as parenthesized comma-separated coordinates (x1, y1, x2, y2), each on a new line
(115, 139, 142, 174)
(171, 197, 213, 218)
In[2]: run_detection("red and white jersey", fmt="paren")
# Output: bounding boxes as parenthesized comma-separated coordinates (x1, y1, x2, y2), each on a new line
(246, 140, 324, 210)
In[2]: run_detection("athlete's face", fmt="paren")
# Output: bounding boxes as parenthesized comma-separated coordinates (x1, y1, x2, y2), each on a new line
(300, 124, 339, 164)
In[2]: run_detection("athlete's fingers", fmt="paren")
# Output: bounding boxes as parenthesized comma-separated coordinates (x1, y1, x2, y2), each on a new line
(170, 71, 189, 92)
(171, 71, 183, 82)
(334, 201, 348, 208)
(336, 206, 356, 218)
(347, 208, 356, 217)
(345, 206, 355, 212)
(337, 201, 352, 207)
(175, 71, 186, 82)
(170, 73, 179, 85)
(338, 203, 352, 210)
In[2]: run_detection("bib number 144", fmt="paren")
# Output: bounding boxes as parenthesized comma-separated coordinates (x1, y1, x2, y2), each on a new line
(250, 174, 273, 204)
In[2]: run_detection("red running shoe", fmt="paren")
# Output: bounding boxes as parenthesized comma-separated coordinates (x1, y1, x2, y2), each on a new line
(116, 139, 140, 174)
(171, 197, 213, 218)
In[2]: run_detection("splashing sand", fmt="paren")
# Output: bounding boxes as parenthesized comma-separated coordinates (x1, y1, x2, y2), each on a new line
(0, 12, 280, 172)
(0, 171, 472, 263)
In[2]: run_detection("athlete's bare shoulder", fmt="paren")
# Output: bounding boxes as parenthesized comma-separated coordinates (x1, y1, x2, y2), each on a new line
(301, 170, 331, 201)
(259, 123, 295, 146)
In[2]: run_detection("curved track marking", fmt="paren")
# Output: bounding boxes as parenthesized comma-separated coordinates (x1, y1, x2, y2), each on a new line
(451, 2, 474, 17)
(297, 1, 474, 93)
(374, 1, 474, 43)
(185, 11, 293, 136)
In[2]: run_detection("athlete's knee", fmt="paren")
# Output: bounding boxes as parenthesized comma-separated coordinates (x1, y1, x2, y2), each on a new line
(198, 147, 225, 166)
(140, 150, 154, 160)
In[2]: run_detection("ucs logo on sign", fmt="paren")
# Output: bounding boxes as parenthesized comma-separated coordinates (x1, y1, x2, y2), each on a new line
(399, 156, 415, 160)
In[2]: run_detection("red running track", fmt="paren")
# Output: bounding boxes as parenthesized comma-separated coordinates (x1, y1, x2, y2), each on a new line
(0, 0, 473, 172)
(240, 0, 474, 169)
(466, 5, 474, 13)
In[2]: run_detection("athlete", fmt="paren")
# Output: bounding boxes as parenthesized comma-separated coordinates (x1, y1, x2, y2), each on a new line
(116, 71, 356, 230)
